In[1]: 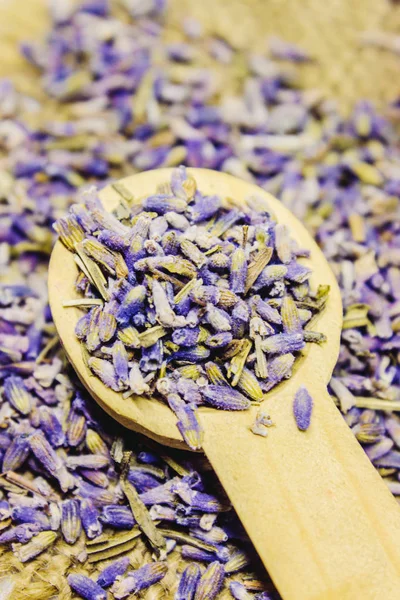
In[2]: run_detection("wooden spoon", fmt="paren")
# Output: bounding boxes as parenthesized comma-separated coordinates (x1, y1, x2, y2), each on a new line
(49, 168, 400, 600)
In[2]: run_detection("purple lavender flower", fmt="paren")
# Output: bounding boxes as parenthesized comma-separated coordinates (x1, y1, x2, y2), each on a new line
(174, 482, 228, 513)
(293, 386, 313, 431)
(111, 562, 168, 598)
(127, 469, 162, 493)
(187, 193, 221, 223)
(80, 499, 103, 539)
(172, 327, 201, 347)
(261, 333, 304, 355)
(181, 544, 227, 564)
(3, 375, 31, 415)
(29, 431, 62, 477)
(144, 194, 187, 215)
(140, 340, 164, 373)
(2, 434, 30, 472)
(230, 581, 253, 600)
(61, 499, 82, 544)
(116, 285, 146, 326)
(0, 523, 42, 544)
(67, 405, 87, 447)
(170, 345, 210, 363)
(202, 385, 251, 410)
(39, 407, 65, 447)
(100, 505, 136, 529)
(167, 394, 204, 450)
(193, 561, 225, 600)
(97, 557, 130, 588)
(11, 506, 50, 529)
(230, 247, 248, 294)
(175, 563, 201, 600)
(68, 574, 106, 600)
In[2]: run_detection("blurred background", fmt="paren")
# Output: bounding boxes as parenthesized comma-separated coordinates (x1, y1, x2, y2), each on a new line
(1, 0, 400, 112)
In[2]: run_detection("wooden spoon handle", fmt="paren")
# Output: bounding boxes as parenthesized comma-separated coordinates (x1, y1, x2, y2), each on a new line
(200, 380, 400, 600)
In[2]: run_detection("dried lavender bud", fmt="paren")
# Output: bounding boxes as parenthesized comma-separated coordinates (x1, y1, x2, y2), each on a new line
(2, 434, 30, 472)
(68, 574, 107, 600)
(100, 505, 136, 529)
(293, 386, 314, 431)
(168, 394, 204, 450)
(172, 327, 201, 347)
(224, 548, 251, 574)
(116, 286, 146, 326)
(254, 296, 282, 325)
(230, 247, 248, 294)
(202, 385, 251, 410)
(61, 499, 81, 544)
(205, 304, 231, 332)
(173, 482, 228, 513)
(11, 506, 50, 529)
(97, 557, 130, 588)
(194, 561, 225, 600)
(171, 166, 197, 201)
(176, 563, 201, 600)
(230, 581, 254, 600)
(111, 562, 168, 598)
(3, 376, 32, 415)
(181, 544, 220, 564)
(205, 331, 233, 348)
(80, 499, 102, 540)
(187, 194, 221, 223)
(237, 368, 264, 401)
(39, 407, 65, 447)
(261, 333, 304, 355)
(15, 531, 57, 563)
(29, 432, 61, 477)
(144, 194, 187, 215)
(86, 430, 109, 456)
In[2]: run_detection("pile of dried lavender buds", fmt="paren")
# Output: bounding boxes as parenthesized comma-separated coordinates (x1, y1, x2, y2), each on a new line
(1, 0, 400, 598)
(55, 166, 326, 449)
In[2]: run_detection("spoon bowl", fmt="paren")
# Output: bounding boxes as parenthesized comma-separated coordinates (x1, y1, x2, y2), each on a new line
(49, 168, 341, 448)
(49, 168, 400, 600)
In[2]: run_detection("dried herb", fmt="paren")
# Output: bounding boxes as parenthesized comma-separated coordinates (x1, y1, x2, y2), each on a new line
(1, 1, 400, 597)
(120, 455, 166, 555)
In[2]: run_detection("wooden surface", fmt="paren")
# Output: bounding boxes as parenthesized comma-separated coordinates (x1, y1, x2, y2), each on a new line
(49, 168, 400, 600)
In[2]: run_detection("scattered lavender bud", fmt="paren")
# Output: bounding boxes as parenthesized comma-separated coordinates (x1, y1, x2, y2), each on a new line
(293, 386, 314, 431)
(2, 434, 31, 472)
(230, 581, 254, 600)
(68, 574, 106, 600)
(175, 563, 201, 600)
(193, 561, 225, 600)
(12, 530, 56, 563)
(100, 505, 136, 529)
(3, 376, 32, 415)
(97, 557, 130, 588)
(202, 385, 251, 410)
(61, 500, 82, 544)
(80, 499, 102, 539)
(111, 562, 168, 598)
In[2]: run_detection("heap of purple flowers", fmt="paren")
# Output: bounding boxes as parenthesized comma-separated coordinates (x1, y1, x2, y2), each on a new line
(55, 166, 326, 450)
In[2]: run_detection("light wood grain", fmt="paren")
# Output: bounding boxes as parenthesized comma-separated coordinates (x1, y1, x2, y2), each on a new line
(49, 169, 400, 600)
